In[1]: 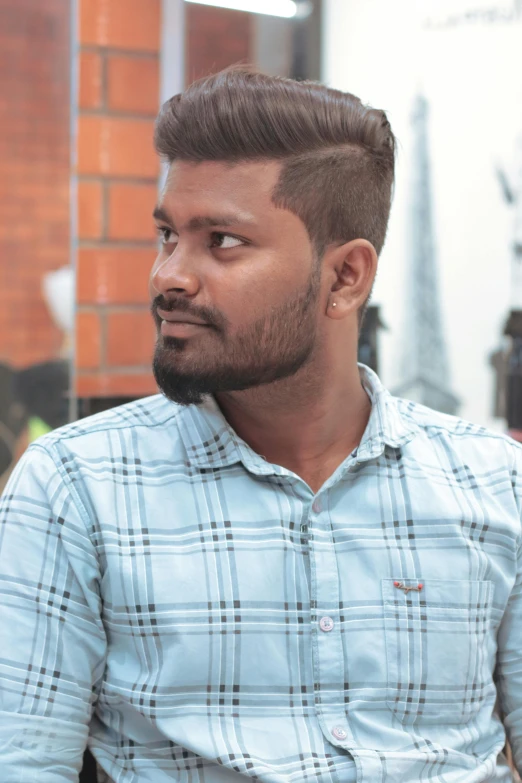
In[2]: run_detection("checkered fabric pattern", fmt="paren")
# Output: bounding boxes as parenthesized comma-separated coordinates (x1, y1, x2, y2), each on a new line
(1, 365, 522, 782)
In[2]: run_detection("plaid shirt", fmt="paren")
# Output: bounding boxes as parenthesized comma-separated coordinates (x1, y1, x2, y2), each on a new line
(1, 365, 522, 783)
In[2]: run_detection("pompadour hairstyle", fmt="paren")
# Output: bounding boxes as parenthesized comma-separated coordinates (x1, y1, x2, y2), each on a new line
(154, 66, 395, 262)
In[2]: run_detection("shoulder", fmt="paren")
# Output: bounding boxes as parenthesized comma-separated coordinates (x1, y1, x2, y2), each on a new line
(30, 394, 186, 463)
(394, 395, 522, 472)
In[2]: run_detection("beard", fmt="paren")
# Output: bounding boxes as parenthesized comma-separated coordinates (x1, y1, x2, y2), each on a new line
(152, 271, 321, 406)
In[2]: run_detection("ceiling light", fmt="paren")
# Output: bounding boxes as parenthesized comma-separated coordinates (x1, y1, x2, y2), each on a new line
(184, 0, 298, 19)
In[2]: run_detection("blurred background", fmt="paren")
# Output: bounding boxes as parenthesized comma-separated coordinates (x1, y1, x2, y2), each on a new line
(1, 0, 521, 482)
(0, 0, 522, 466)
(1, 2, 522, 778)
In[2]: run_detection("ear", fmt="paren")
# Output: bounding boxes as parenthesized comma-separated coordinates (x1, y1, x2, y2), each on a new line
(323, 239, 378, 320)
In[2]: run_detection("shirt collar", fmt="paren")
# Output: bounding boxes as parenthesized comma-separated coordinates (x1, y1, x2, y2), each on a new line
(176, 364, 420, 473)
(354, 364, 420, 463)
(177, 395, 278, 476)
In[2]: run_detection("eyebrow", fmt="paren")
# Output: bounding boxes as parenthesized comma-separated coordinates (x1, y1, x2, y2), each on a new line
(152, 206, 256, 232)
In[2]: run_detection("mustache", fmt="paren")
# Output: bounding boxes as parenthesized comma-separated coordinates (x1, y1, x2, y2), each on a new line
(151, 295, 226, 331)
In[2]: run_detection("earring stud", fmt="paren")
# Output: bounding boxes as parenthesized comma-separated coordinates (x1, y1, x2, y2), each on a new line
(331, 301, 337, 308)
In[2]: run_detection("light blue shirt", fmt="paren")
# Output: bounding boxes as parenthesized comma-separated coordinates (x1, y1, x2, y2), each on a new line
(1, 365, 521, 782)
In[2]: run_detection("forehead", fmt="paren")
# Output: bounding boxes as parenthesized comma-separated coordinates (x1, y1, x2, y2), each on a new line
(160, 159, 283, 215)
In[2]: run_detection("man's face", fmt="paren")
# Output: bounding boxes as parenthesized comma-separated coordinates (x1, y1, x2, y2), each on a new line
(150, 159, 323, 405)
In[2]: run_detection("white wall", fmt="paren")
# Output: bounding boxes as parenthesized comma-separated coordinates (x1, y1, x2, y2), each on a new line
(323, 0, 522, 429)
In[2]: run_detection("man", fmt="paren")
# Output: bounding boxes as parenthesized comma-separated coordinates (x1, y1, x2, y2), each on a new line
(0, 68, 521, 783)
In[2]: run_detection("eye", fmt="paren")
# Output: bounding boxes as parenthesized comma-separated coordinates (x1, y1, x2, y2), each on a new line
(157, 227, 178, 245)
(211, 233, 244, 249)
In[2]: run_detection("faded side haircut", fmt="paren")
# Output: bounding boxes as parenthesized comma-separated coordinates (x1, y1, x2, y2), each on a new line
(154, 66, 395, 261)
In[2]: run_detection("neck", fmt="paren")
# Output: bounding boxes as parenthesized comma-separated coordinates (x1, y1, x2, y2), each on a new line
(215, 350, 371, 493)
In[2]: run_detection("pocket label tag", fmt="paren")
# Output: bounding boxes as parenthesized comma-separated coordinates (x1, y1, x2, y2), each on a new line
(393, 580, 423, 594)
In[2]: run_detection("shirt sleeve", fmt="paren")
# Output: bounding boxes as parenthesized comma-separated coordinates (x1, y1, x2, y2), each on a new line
(496, 444, 522, 774)
(0, 442, 106, 782)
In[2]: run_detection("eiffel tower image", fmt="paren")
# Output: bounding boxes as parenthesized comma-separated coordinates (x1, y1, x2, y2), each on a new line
(393, 94, 459, 415)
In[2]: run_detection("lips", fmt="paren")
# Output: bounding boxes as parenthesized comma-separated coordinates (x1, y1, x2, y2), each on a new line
(156, 308, 209, 327)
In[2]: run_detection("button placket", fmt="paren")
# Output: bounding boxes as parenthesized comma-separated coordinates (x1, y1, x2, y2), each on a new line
(308, 492, 354, 748)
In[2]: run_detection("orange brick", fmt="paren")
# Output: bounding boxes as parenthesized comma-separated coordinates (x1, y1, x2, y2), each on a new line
(76, 311, 102, 370)
(107, 55, 159, 115)
(0, 0, 71, 367)
(106, 311, 156, 366)
(108, 182, 158, 241)
(79, 51, 103, 110)
(80, 0, 160, 52)
(77, 116, 158, 178)
(76, 371, 157, 397)
(78, 180, 104, 239)
(77, 247, 156, 305)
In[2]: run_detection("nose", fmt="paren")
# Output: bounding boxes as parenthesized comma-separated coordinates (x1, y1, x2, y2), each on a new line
(149, 245, 200, 298)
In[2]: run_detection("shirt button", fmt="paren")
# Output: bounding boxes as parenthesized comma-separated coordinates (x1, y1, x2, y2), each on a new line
(312, 499, 321, 513)
(332, 726, 347, 741)
(319, 616, 334, 632)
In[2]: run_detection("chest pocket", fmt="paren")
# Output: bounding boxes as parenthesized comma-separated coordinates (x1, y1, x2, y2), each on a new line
(382, 578, 494, 724)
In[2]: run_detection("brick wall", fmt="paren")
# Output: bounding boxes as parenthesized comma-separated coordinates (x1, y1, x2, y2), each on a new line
(0, 0, 268, 398)
(75, 0, 161, 398)
(0, 0, 71, 368)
